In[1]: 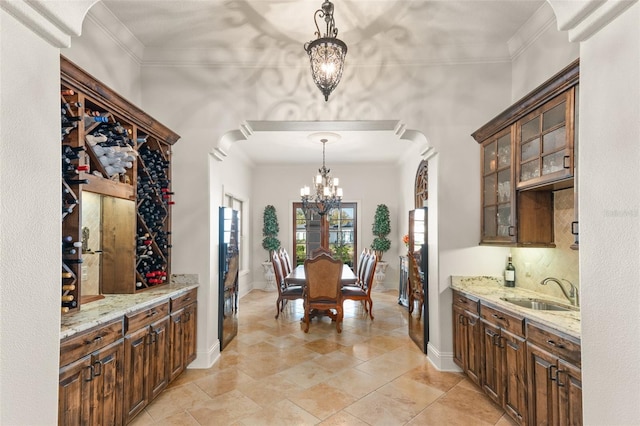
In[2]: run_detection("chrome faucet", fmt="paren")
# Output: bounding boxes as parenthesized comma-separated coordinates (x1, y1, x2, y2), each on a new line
(540, 277, 579, 307)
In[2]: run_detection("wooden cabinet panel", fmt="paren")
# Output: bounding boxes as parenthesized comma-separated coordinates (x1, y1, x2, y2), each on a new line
(149, 316, 170, 400)
(59, 356, 92, 426)
(123, 326, 149, 423)
(91, 340, 124, 426)
(481, 320, 502, 405)
(169, 310, 185, 382)
(125, 301, 169, 333)
(453, 301, 481, 387)
(480, 303, 525, 337)
(558, 359, 582, 426)
(527, 342, 558, 425)
(171, 288, 197, 312)
(60, 319, 123, 367)
(503, 330, 527, 423)
(183, 303, 197, 365)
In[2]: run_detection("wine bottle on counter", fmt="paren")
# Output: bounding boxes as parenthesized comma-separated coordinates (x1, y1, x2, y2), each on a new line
(504, 254, 516, 287)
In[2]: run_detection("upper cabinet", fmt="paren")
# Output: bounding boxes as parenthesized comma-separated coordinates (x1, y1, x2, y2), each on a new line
(472, 59, 579, 247)
(516, 88, 576, 190)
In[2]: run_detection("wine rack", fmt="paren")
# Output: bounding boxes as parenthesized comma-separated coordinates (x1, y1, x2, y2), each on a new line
(60, 56, 180, 313)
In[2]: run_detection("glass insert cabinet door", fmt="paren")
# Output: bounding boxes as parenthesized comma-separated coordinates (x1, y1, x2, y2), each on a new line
(517, 89, 575, 189)
(481, 126, 516, 244)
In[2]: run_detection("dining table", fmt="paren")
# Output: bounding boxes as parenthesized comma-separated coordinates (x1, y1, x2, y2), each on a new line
(284, 264, 357, 287)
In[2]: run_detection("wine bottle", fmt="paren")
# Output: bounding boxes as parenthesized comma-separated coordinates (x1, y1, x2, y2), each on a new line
(61, 89, 75, 96)
(62, 300, 78, 309)
(62, 271, 74, 279)
(61, 295, 75, 302)
(505, 254, 516, 287)
(62, 284, 76, 291)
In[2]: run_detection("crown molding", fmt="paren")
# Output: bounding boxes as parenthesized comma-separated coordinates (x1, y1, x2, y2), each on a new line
(0, 0, 97, 47)
(547, 0, 638, 42)
(84, 1, 144, 64)
(508, 2, 557, 60)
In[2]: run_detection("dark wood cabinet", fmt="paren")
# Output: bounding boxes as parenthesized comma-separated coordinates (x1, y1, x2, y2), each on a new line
(123, 302, 170, 423)
(479, 303, 527, 424)
(59, 320, 124, 426)
(169, 288, 198, 381)
(526, 322, 582, 426)
(452, 291, 481, 386)
(473, 59, 579, 247)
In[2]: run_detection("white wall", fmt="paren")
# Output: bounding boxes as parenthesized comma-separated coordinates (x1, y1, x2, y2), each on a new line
(0, 9, 61, 425)
(579, 3, 640, 423)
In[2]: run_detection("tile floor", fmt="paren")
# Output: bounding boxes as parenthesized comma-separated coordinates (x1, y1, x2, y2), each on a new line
(130, 289, 517, 425)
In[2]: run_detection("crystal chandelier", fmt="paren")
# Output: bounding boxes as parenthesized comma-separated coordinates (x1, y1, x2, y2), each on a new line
(304, 0, 347, 102)
(300, 139, 343, 216)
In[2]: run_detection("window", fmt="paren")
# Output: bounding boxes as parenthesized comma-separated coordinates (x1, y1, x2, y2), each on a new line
(224, 194, 244, 269)
(415, 160, 428, 208)
(293, 202, 357, 267)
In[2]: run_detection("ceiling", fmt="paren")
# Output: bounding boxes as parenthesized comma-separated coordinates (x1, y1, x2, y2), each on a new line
(100, 0, 546, 164)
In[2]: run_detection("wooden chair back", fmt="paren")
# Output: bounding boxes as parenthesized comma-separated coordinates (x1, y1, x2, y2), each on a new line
(361, 253, 377, 292)
(271, 250, 286, 291)
(310, 246, 332, 259)
(278, 248, 292, 275)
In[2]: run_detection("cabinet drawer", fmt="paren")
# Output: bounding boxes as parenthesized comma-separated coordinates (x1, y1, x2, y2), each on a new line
(452, 290, 479, 314)
(60, 319, 123, 367)
(527, 321, 581, 366)
(480, 303, 524, 337)
(171, 288, 197, 312)
(125, 301, 169, 333)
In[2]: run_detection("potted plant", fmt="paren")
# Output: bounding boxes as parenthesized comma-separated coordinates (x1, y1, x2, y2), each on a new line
(262, 205, 281, 259)
(371, 204, 391, 261)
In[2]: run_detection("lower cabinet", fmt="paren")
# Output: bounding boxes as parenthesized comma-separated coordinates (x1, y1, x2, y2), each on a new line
(479, 303, 527, 424)
(452, 291, 582, 425)
(123, 301, 170, 424)
(452, 291, 481, 386)
(526, 322, 582, 425)
(59, 320, 124, 426)
(59, 288, 198, 425)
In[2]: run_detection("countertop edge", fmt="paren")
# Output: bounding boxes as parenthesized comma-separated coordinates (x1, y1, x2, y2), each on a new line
(451, 276, 581, 340)
(60, 282, 199, 340)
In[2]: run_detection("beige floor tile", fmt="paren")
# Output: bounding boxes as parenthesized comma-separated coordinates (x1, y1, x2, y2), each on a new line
(401, 361, 465, 393)
(152, 410, 200, 426)
(276, 359, 338, 389)
(406, 401, 494, 426)
(128, 410, 155, 426)
(187, 390, 263, 426)
(288, 382, 358, 420)
(377, 376, 444, 416)
(146, 383, 212, 421)
(312, 350, 363, 374)
(236, 398, 321, 426)
(318, 410, 370, 426)
(235, 374, 305, 407)
(343, 390, 417, 425)
(194, 368, 255, 398)
(304, 338, 345, 355)
(320, 368, 388, 399)
(496, 413, 519, 425)
(437, 382, 505, 424)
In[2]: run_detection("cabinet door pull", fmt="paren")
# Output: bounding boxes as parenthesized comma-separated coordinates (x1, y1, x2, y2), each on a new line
(84, 365, 94, 382)
(571, 221, 579, 236)
(93, 360, 102, 377)
(547, 339, 565, 349)
(458, 298, 467, 304)
(84, 335, 102, 346)
(549, 364, 558, 382)
(508, 226, 515, 237)
(149, 310, 158, 317)
(563, 155, 571, 169)
(491, 313, 505, 321)
(556, 369, 566, 387)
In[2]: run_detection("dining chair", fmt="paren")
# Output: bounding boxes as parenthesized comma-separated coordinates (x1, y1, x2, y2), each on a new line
(279, 247, 292, 275)
(408, 252, 425, 320)
(342, 252, 377, 320)
(355, 249, 368, 281)
(303, 253, 344, 333)
(310, 246, 332, 258)
(272, 250, 303, 319)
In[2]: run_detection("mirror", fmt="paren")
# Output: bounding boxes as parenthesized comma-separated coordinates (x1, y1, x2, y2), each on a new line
(408, 207, 428, 353)
(218, 207, 239, 350)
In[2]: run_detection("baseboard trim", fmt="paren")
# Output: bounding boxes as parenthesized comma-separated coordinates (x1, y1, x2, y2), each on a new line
(427, 343, 462, 372)
(188, 340, 220, 369)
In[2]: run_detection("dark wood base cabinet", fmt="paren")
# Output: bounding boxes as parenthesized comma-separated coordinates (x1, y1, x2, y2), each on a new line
(59, 289, 197, 425)
(452, 290, 582, 425)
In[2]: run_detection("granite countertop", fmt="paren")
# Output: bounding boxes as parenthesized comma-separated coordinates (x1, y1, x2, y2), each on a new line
(60, 274, 199, 340)
(451, 276, 581, 339)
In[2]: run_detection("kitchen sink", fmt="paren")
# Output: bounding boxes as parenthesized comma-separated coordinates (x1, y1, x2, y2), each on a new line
(500, 297, 578, 312)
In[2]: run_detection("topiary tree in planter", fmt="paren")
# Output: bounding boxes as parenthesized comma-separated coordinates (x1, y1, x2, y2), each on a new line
(371, 204, 391, 260)
(262, 205, 280, 260)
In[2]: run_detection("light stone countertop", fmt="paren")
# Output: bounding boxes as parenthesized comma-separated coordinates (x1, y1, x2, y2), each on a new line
(451, 276, 581, 339)
(60, 274, 199, 340)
